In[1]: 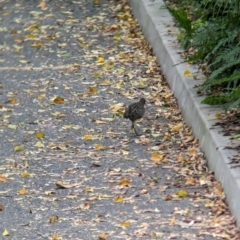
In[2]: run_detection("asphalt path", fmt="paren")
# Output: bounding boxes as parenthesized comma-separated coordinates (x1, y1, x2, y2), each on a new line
(0, 0, 239, 239)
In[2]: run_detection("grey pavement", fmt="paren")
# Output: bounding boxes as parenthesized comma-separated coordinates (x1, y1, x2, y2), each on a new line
(0, 0, 239, 239)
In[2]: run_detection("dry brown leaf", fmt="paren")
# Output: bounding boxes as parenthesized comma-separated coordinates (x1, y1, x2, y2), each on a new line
(45, 191, 55, 195)
(0, 175, 7, 182)
(55, 181, 82, 189)
(188, 148, 197, 156)
(83, 202, 90, 210)
(91, 161, 102, 167)
(185, 177, 196, 185)
(87, 196, 98, 201)
(37, 1, 47, 10)
(170, 216, 176, 225)
(0, 204, 4, 211)
(88, 86, 98, 94)
(139, 189, 149, 195)
(8, 97, 18, 104)
(53, 96, 64, 104)
(94, 119, 106, 124)
(165, 195, 173, 201)
(98, 232, 107, 240)
(66, 194, 77, 199)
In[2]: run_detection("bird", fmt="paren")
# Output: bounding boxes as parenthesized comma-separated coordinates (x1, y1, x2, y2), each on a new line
(123, 98, 146, 135)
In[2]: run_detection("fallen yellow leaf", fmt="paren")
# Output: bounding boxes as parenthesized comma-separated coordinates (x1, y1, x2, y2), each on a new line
(62, 124, 74, 130)
(176, 189, 188, 197)
(66, 194, 77, 199)
(31, 41, 43, 48)
(51, 111, 60, 117)
(84, 134, 93, 140)
(49, 215, 60, 223)
(114, 196, 123, 203)
(121, 220, 130, 228)
(119, 179, 130, 187)
(28, 25, 39, 31)
(45, 191, 55, 195)
(18, 188, 27, 195)
(215, 112, 221, 118)
(93, 0, 99, 5)
(21, 171, 30, 178)
(35, 141, 44, 148)
(95, 144, 105, 150)
(113, 34, 122, 41)
(96, 56, 105, 64)
(188, 148, 197, 156)
(85, 187, 94, 193)
(14, 145, 25, 152)
(8, 124, 17, 130)
(49, 233, 61, 240)
(100, 79, 111, 86)
(184, 70, 192, 77)
(150, 152, 163, 162)
(36, 131, 45, 139)
(87, 196, 98, 201)
(170, 123, 183, 132)
(26, 33, 36, 39)
(2, 229, 9, 236)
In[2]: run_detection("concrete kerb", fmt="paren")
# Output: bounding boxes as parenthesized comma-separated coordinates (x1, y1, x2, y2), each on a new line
(128, 0, 240, 226)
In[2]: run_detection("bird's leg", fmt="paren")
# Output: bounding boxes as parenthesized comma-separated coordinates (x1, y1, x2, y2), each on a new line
(132, 122, 139, 136)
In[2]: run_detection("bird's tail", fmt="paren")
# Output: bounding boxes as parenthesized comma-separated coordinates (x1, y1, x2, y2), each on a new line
(123, 107, 128, 118)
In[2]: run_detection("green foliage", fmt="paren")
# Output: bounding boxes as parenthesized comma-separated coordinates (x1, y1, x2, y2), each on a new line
(201, 95, 228, 105)
(166, 6, 193, 48)
(167, 0, 240, 110)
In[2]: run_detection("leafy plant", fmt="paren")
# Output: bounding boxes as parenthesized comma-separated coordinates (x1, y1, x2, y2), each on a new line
(166, 0, 240, 110)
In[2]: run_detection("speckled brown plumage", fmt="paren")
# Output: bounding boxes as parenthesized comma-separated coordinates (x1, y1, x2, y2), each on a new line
(124, 98, 146, 135)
